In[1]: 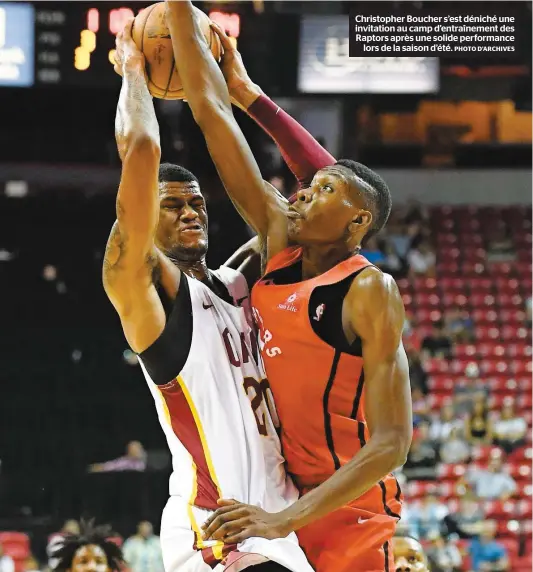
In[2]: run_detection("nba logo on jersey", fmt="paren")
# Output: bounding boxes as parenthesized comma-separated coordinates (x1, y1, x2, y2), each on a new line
(313, 303, 325, 321)
(278, 292, 298, 312)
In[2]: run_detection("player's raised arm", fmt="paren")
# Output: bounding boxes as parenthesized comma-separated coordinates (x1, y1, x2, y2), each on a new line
(165, 0, 288, 254)
(103, 20, 167, 354)
(211, 23, 336, 188)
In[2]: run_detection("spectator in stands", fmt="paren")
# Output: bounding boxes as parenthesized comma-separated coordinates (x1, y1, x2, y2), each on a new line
(486, 225, 516, 263)
(408, 240, 436, 278)
(412, 389, 431, 426)
(0, 544, 14, 572)
(444, 308, 475, 343)
(492, 399, 527, 454)
(466, 453, 517, 501)
(439, 427, 471, 464)
(407, 348, 429, 395)
(48, 520, 81, 570)
(454, 363, 490, 416)
(430, 403, 465, 443)
(377, 243, 404, 278)
(409, 492, 449, 540)
(403, 198, 430, 226)
(465, 395, 493, 446)
(88, 440, 147, 473)
(426, 531, 462, 572)
(421, 320, 453, 359)
(123, 521, 164, 572)
(361, 236, 386, 265)
(469, 520, 509, 572)
(444, 494, 485, 539)
(386, 219, 412, 262)
(403, 427, 438, 481)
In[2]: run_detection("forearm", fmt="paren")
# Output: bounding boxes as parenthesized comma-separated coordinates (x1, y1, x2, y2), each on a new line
(166, 0, 231, 121)
(115, 60, 160, 159)
(245, 91, 336, 186)
(282, 433, 406, 532)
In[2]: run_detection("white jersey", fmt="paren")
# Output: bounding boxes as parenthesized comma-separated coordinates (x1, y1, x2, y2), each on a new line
(138, 267, 312, 572)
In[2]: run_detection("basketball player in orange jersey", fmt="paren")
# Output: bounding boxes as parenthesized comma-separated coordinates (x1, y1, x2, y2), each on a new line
(166, 4, 413, 570)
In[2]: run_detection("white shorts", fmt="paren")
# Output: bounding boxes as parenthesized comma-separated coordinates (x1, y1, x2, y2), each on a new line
(159, 496, 314, 572)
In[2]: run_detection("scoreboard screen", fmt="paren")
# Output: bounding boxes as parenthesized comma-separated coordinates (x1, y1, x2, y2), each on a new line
(1, 1, 241, 88)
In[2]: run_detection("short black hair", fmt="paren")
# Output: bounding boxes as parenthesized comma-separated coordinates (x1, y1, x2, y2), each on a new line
(54, 520, 124, 572)
(158, 163, 199, 185)
(335, 159, 392, 239)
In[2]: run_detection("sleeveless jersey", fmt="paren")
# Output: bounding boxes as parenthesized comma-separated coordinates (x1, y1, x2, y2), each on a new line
(251, 247, 402, 518)
(138, 266, 313, 572)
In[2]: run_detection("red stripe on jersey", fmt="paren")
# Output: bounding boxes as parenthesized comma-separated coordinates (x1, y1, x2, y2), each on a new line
(159, 379, 219, 510)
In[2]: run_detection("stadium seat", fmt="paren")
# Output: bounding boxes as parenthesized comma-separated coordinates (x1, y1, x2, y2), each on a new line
(471, 309, 499, 324)
(0, 533, 30, 551)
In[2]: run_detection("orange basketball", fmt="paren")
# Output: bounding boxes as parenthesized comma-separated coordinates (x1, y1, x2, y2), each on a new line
(132, 2, 222, 100)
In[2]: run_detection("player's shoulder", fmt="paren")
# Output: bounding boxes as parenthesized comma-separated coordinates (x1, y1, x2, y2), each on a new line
(350, 266, 401, 302)
(346, 267, 404, 323)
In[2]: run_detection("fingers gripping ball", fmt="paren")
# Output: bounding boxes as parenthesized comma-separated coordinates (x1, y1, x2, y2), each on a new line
(131, 2, 222, 100)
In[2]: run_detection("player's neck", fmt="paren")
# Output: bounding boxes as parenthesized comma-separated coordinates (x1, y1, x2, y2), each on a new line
(176, 258, 209, 281)
(301, 245, 353, 279)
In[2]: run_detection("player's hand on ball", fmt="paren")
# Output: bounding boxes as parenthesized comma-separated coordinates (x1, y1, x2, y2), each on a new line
(209, 22, 262, 110)
(114, 18, 145, 77)
(202, 499, 290, 544)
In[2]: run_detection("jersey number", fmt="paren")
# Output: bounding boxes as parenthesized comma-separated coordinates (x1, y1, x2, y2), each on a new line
(243, 377, 279, 436)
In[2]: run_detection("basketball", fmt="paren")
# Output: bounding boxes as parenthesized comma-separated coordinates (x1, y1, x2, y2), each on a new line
(131, 2, 223, 100)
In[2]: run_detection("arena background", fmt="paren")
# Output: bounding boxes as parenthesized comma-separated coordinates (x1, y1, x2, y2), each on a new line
(0, 1, 531, 571)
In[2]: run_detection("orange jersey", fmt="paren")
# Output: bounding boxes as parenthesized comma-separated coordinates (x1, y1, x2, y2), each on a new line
(251, 246, 402, 518)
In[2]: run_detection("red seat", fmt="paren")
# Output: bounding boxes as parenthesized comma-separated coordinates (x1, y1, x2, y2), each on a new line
(506, 463, 532, 480)
(507, 344, 532, 359)
(462, 247, 486, 262)
(500, 309, 526, 324)
(488, 376, 519, 393)
(481, 360, 509, 375)
(470, 294, 495, 308)
(513, 361, 532, 376)
(484, 500, 517, 519)
(475, 326, 501, 341)
(454, 344, 478, 359)
(501, 326, 529, 340)
(518, 393, 533, 409)
(488, 262, 514, 276)
(516, 499, 533, 519)
(478, 343, 507, 359)
(415, 308, 442, 323)
(438, 262, 460, 276)
(442, 293, 468, 308)
(468, 277, 494, 294)
(472, 309, 499, 324)
(413, 277, 438, 291)
(462, 261, 487, 276)
(517, 376, 532, 392)
(489, 394, 511, 409)
(428, 393, 452, 410)
(498, 294, 524, 308)
(0, 533, 30, 551)
(499, 538, 519, 557)
(495, 278, 521, 294)
(472, 445, 502, 463)
(439, 277, 466, 292)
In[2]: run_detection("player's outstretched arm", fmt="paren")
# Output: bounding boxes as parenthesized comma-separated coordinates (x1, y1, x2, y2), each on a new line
(103, 20, 167, 354)
(165, 1, 288, 257)
(202, 268, 412, 543)
(211, 24, 336, 188)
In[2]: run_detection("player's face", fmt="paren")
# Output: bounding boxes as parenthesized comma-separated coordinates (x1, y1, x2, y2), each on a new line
(69, 545, 110, 572)
(393, 538, 428, 572)
(287, 166, 369, 245)
(156, 182, 208, 261)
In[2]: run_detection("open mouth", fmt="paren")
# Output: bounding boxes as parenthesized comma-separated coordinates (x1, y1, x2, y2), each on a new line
(181, 224, 204, 233)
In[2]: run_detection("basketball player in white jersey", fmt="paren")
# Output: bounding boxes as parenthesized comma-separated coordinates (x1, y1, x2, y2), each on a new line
(103, 21, 312, 572)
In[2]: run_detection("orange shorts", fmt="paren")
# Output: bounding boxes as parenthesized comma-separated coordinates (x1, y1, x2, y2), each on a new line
(296, 506, 398, 572)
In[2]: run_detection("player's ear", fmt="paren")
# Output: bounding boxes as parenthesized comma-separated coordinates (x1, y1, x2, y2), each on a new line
(348, 210, 372, 234)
